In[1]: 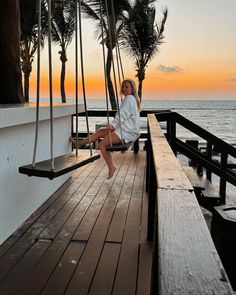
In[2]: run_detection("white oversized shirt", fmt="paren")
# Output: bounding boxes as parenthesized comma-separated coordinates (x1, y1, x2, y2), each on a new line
(111, 95, 140, 143)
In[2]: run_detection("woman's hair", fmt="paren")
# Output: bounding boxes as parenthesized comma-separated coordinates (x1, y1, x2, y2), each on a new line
(121, 79, 142, 112)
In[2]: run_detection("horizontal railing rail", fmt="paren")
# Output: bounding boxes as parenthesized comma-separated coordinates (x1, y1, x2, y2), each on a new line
(155, 111, 236, 203)
(71, 109, 169, 153)
(156, 111, 236, 157)
(73, 109, 170, 118)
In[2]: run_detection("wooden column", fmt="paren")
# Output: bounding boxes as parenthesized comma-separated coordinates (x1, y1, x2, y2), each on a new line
(0, 0, 24, 103)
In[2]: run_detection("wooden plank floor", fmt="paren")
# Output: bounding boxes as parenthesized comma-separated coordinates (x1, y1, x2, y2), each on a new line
(0, 151, 153, 295)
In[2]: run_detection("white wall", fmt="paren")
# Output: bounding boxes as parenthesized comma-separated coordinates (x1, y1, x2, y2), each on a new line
(0, 102, 82, 245)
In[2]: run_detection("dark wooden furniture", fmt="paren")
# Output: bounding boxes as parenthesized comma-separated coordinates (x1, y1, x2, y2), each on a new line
(19, 151, 100, 179)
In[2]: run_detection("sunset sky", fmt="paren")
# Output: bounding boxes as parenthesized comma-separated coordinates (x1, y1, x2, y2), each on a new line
(30, 0, 236, 101)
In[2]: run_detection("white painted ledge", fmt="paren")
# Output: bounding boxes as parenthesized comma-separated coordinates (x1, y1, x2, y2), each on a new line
(0, 102, 84, 245)
(0, 102, 80, 128)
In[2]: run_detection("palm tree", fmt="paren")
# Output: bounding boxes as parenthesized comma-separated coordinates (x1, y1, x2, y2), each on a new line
(120, 0, 168, 100)
(0, 0, 24, 103)
(81, 0, 131, 110)
(20, 0, 47, 102)
(50, 0, 76, 103)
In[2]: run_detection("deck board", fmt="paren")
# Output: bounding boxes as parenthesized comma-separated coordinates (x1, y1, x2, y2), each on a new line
(0, 240, 50, 295)
(88, 243, 121, 295)
(65, 197, 119, 295)
(112, 198, 142, 295)
(16, 195, 95, 295)
(106, 198, 130, 243)
(40, 241, 86, 295)
(0, 151, 152, 295)
(137, 171, 153, 295)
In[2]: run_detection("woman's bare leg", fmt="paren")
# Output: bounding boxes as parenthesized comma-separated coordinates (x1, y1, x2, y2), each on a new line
(69, 127, 111, 147)
(98, 132, 121, 179)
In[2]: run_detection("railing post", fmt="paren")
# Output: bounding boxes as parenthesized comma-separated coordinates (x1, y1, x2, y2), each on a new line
(166, 116, 176, 153)
(147, 143, 157, 242)
(166, 119, 171, 141)
(146, 125, 150, 193)
(206, 141, 213, 181)
(170, 118, 177, 156)
(133, 138, 139, 153)
(146, 121, 157, 241)
(219, 151, 228, 204)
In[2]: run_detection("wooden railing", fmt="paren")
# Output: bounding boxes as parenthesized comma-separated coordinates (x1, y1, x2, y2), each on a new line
(155, 111, 236, 204)
(71, 109, 168, 152)
(146, 114, 233, 294)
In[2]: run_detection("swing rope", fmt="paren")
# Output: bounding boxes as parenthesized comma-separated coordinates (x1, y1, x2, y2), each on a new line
(78, 0, 93, 156)
(32, 0, 42, 167)
(48, 0, 54, 170)
(116, 40, 124, 81)
(104, 0, 124, 147)
(110, 0, 123, 87)
(75, 0, 79, 155)
(19, 0, 101, 179)
(33, 0, 54, 170)
(99, 1, 109, 122)
(99, 0, 111, 146)
(32, 0, 94, 170)
(110, 0, 126, 144)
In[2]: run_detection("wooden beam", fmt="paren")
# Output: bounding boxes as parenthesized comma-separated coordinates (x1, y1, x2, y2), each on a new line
(157, 188, 233, 294)
(148, 114, 193, 190)
(147, 114, 233, 294)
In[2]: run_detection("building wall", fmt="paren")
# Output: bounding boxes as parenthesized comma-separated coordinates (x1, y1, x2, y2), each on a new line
(0, 103, 80, 245)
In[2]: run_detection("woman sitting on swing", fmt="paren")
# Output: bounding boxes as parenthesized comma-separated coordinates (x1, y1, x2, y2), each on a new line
(70, 79, 141, 179)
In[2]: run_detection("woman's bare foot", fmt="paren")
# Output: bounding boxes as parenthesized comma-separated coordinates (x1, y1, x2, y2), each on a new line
(69, 136, 85, 148)
(69, 136, 76, 145)
(107, 166, 116, 179)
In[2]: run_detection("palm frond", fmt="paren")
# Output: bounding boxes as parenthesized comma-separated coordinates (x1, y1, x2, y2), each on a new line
(50, 1, 76, 46)
(120, 1, 168, 69)
(81, 1, 101, 21)
(20, 0, 48, 48)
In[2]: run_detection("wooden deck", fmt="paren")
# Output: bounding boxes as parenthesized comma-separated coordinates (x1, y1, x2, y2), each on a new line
(0, 151, 153, 295)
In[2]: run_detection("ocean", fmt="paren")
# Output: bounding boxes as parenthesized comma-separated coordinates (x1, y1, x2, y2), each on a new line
(78, 99, 236, 146)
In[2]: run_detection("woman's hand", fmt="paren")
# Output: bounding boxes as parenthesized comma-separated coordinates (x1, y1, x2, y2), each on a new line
(107, 124, 114, 131)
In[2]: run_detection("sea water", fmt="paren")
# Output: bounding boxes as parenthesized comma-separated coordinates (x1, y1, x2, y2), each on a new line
(80, 99, 236, 146)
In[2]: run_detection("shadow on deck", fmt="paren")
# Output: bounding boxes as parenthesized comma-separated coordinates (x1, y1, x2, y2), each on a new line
(0, 151, 152, 295)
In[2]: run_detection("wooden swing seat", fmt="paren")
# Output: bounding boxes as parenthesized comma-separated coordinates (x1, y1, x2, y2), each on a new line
(19, 151, 100, 180)
(106, 141, 133, 152)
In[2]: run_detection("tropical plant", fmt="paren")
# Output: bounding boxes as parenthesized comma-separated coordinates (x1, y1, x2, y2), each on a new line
(50, 0, 76, 103)
(1, 0, 24, 103)
(81, 0, 131, 110)
(120, 0, 168, 100)
(20, 0, 47, 102)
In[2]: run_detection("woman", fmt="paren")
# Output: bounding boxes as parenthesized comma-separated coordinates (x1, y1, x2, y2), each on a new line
(70, 79, 141, 179)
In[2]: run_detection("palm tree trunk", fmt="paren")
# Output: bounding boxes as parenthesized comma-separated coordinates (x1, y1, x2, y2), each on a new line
(0, 0, 24, 103)
(106, 49, 117, 110)
(138, 79, 143, 101)
(61, 61, 66, 103)
(22, 58, 32, 103)
(60, 49, 67, 103)
(24, 72, 30, 102)
(137, 67, 145, 102)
